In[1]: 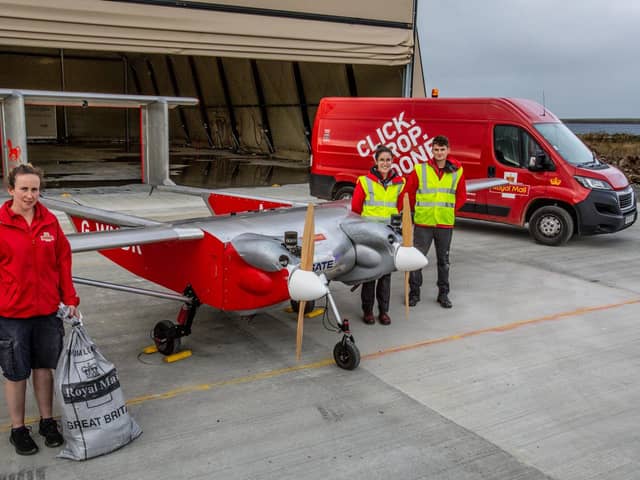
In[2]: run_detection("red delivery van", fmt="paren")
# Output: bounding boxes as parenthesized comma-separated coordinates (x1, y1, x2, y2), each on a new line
(310, 97, 637, 245)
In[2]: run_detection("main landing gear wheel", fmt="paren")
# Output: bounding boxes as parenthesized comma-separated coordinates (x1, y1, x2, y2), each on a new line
(333, 337, 360, 370)
(290, 299, 315, 314)
(153, 320, 181, 356)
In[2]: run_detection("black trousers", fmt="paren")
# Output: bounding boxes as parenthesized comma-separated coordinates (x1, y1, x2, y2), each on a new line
(409, 226, 453, 297)
(361, 273, 391, 314)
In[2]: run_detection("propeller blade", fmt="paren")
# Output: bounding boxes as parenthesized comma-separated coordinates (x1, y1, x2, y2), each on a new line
(402, 193, 412, 317)
(296, 301, 306, 360)
(402, 193, 413, 247)
(405, 271, 410, 319)
(296, 203, 315, 361)
(300, 203, 315, 271)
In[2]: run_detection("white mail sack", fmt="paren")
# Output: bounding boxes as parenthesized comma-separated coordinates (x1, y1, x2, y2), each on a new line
(54, 312, 142, 460)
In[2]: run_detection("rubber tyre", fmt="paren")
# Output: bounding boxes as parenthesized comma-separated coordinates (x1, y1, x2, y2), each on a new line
(529, 206, 574, 246)
(290, 300, 315, 314)
(333, 339, 361, 370)
(153, 320, 181, 356)
(333, 185, 354, 200)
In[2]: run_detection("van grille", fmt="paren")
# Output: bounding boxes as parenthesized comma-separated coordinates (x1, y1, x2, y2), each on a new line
(618, 188, 634, 211)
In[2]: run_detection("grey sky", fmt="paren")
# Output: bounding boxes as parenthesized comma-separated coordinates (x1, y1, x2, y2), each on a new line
(417, 0, 640, 118)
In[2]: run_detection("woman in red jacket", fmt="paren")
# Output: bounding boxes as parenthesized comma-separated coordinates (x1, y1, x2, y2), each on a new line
(0, 164, 79, 456)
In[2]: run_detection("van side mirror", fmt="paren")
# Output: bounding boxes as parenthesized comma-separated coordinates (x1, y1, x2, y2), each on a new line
(528, 152, 555, 172)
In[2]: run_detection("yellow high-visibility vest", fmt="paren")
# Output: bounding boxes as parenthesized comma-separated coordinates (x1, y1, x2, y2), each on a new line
(414, 163, 462, 226)
(358, 175, 405, 223)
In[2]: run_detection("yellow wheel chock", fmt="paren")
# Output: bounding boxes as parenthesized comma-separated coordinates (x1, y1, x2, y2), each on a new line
(141, 344, 192, 363)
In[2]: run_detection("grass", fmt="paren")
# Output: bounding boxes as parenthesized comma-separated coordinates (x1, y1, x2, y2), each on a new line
(578, 134, 640, 183)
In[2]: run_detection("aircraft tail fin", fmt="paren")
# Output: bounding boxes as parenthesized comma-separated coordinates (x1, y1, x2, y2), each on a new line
(205, 192, 296, 215)
(150, 184, 304, 215)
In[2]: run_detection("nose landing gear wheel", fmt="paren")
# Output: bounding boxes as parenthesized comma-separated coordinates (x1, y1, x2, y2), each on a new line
(153, 320, 181, 356)
(290, 299, 315, 314)
(333, 338, 360, 370)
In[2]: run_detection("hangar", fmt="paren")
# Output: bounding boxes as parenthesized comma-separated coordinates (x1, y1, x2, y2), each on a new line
(0, 0, 424, 187)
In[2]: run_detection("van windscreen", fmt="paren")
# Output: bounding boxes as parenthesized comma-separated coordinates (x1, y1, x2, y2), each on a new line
(534, 123, 595, 166)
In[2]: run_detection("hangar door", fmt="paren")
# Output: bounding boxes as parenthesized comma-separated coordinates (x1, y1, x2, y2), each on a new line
(0, 0, 425, 160)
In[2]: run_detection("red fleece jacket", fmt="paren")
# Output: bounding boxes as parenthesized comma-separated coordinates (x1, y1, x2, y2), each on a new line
(0, 200, 79, 318)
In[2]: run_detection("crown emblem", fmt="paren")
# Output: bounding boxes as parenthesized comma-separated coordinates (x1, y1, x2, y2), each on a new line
(550, 177, 561, 186)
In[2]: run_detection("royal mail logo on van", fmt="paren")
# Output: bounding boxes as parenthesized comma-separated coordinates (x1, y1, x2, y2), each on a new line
(40, 232, 55, 242)
(355, 112, 432, 176)
(550, 177, 562, 186)
(504, 172, 518, 184)
(489, 171, 530, 198)
(490, 183, 530, 196)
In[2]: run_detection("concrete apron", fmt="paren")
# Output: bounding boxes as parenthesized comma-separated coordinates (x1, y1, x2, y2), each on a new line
(1, 184, 639, 480)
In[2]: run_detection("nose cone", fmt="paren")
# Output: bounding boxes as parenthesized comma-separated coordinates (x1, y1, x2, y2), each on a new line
(288, 268, 328, 301)
(394, 246, 428, 271)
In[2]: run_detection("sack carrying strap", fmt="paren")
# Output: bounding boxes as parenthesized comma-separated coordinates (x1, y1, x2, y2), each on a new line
(57, 303, 83, 327)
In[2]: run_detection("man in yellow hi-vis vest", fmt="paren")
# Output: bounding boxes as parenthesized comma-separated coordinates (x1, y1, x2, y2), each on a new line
(351, 145, 406, 325)
(405, 135, 467, 309)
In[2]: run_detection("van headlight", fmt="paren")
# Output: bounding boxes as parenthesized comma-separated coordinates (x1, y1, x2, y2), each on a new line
(574, 176, 612, 190)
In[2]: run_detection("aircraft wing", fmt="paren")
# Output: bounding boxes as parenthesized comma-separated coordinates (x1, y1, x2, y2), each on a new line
(41, 196, 203, 253)
(466, 178, 508, 192)
(157, 178, 505, 206)
(66, 226, 204, 253)
(42, 197, 164, 228)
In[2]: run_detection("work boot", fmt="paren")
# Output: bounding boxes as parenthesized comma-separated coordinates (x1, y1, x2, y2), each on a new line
(39, 418, 64, 448)
(437, 292, 452, 309)
(408, 294, 420, 307)
(10, 426, 39, 455)
(378, 312, 391, 325)
(362, 311, 375, 325)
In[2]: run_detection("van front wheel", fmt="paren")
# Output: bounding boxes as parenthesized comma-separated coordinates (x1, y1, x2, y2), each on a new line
(333, 185, 354, 200)
(529, 206, 574, 246)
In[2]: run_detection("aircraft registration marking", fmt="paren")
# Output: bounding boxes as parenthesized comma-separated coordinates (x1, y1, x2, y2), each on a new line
(312, 259, 335, 272)
(80, 219, 143, 255)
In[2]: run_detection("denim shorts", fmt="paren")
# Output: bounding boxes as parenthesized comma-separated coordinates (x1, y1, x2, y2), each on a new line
(0, 313, 64, 381)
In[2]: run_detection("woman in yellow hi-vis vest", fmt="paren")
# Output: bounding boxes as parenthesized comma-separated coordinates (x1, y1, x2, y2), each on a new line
(406, 135, 467, 309)
(351, 145, 406, 325)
